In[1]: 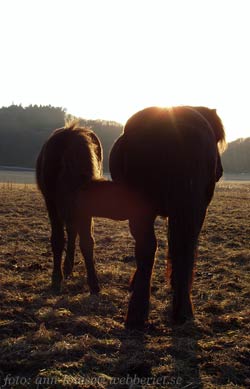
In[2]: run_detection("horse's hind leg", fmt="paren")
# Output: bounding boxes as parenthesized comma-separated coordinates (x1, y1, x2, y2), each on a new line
(126, 216, 157, 329)
(63, 223, 77, 278)
(78, 217, 100, 294)
(48, 205, 65, 293)
(167, 206, 206, 324)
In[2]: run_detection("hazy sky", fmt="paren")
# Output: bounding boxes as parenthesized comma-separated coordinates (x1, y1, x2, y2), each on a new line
(0, 0, 249, 141)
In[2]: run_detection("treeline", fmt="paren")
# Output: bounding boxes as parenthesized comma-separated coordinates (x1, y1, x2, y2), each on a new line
(0, 105, 122, 172)
(0, 104, 249, 173)
(221, 138, 250, 174)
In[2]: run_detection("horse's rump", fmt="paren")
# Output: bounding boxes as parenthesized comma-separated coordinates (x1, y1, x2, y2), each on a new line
(109, 106, 225, 215)
(123, 106, 225, 144)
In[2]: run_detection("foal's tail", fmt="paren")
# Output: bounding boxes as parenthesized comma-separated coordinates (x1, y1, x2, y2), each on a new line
(56, 122, 103, 222)
(59, 124, 102, 189)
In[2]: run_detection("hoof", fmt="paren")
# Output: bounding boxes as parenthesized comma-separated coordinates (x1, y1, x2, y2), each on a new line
(63, 269, 73, 279)
(172, 295, 194, 325)
(52, 271, 63, 294)
(172, 310, 194, 325)
(90, 285, 100, 295)
(125, 321, 146, 332)
(51, 282, 62, 295)
(125, 320, 158, 333)
(125, 317, 146, 331)
(63, 263, 73, 279)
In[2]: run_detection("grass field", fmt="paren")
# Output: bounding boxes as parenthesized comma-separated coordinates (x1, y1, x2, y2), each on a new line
(0, 182, 249, 388)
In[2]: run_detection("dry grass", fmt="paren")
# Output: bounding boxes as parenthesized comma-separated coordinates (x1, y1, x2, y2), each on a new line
(0, 182, 249, 388)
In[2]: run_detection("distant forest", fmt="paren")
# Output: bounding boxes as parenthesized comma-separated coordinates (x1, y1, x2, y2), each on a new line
(0, 104, 249, 173)
(221, 138, 250, 174)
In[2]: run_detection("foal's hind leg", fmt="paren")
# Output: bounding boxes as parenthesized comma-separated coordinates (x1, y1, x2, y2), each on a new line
(63, 223, 77, 279)
(78, 217, 100, 294)
(126, 216, 157, 329)
(48, 206, 65, 293)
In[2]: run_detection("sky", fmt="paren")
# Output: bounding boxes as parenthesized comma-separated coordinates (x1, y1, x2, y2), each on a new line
(0, 0, 249, 142)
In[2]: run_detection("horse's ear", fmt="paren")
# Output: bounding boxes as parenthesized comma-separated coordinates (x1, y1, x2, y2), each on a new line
(212, 108, 217, 113)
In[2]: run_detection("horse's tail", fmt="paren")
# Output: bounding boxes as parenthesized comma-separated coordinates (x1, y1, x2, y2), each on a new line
(192, 107, 226, 182)
(194, 107, 226, 152)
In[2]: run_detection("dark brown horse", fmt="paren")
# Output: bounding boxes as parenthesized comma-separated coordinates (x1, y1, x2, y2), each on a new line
(109, 106, 226, 328)
(36, 122, 103, 293)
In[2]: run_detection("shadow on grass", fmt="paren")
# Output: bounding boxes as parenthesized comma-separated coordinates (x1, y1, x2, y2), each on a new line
(112, 330, 153, 388)
(168, 320, 204, 389)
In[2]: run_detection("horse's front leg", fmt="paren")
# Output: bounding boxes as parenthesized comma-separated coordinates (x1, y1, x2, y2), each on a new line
(126, 216, 157, 329)
(63, 223, 77, 279)
(78, 217, 100, 294)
